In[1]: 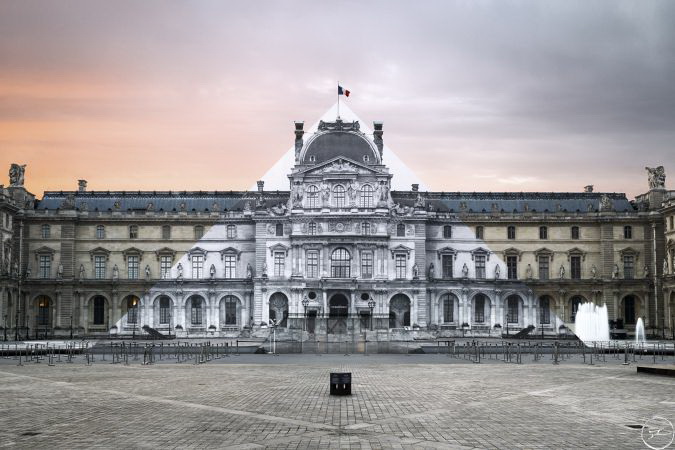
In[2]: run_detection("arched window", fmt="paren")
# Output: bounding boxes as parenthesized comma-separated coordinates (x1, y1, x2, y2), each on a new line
(194, 225, 205, 240)
(441, 293, 456, 323)
(360, 184, 374, 208)
(306, 185, 319, 208)
(161, 225, 171, 239)
(507, 295, 520, 324)
(224, 296, 238, 325)
(396, 223, 405, 237)
(275, 223, 283, 236)
(623, 295, 636, 325)
(333, 185, 346, 208)
(539, 296, 551, 324)
(126, 296, 139, 324)
(331, 248, 351, 278)
(37, 296, 51, 326)
(443, 225, 452, 239)
(191, 297, 203, 325)
(96, 225, 106, 239)
(93, 296, 106, 325)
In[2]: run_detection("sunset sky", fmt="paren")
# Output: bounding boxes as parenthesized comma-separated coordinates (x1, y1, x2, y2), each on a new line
(1, 1, 673, 198)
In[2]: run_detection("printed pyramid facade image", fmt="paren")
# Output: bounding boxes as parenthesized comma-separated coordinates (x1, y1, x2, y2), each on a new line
(252, 102, 429, 192)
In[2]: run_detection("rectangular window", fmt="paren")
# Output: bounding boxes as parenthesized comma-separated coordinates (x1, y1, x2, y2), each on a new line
(571, 226, 580, 240)
(159, 299, 170, 325)
(191, 255, 204, 279)
(507, 299, 518, 324)
(96, 225, 105, 239)
(93, 298, 105, 325)
(94, 255, 106, 279)
(570, 256, 581, 279)
(540, 300, 550, 324)
(475, 226, 484, 239)
(623, 255, 634, 279)
(361, 251, 373, 279)
(39, 255, 51, 279)
(538, 256, 549, 280)
(227, 225, 236, 239)
(507, 256, 518, 280)
(395, 254, 407, 279)
(224, 255, 236, 279)
(624, 225, 632, 239)
(475, 255, 486, 279)
(442, 254, 453, 278)
(670, 216, 674, 230)
(129, 225, 138, 239)
(162, 225, 171, 240)
(160, 256, 172, 279)
(306, 251, 319, 278)
(443, 226, 452, 238)
(539, 226, 547, 240)
(274, 252, 285, 277)
(127, 255, 139, 279)
(361, 222, 371, 235)
(507, 226, 516, 240)
(308, 222, 317, 235)
(41, 224, 50, 239)
(443, 296, 453, 323)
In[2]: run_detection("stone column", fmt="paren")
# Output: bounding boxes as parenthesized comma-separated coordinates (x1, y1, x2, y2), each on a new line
(411, 291, 418, 326)
(460, 288, 468, 325)
(79, 292, 86, 332)
(207, 292, 215, 329)
(430, 290, 437, 325)
(143, 292, 150, 327)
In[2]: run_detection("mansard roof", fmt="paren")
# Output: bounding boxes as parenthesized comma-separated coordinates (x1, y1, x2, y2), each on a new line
(302, 126, 379, 165)
(35, 191, 287, 212)
(391, 191, 635, 213)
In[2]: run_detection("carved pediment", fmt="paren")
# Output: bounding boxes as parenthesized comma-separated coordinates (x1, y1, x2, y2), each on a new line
(89, 247, 111, 261)
(502, 247, 522, 261)
(187, 247, 208, 260)
(34, 246, 56, 260)
(122, 247, 143, 261)
(155, 247, 176, 261)
(566, 247, 586, 261)
(619, 247, 640, 259)
(470, 247, 491, 261)
(390, 244, 413, 259)
(298, 157, 383, 177)
(220, 247, 242, 260)
(269, 243, 290, 256)
(436, 246, 457, 259)
(534, 247, 554, 261)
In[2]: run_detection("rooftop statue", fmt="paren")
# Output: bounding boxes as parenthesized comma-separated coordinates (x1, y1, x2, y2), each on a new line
(646, 166, 666, 190)
(9, 163, 26, 187)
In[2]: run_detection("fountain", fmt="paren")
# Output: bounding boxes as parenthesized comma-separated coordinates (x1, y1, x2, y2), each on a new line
(635, 317, 646, 345)
(573, 302, 610, 344)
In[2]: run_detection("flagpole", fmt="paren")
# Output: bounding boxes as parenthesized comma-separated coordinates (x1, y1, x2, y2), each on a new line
(337, 81, 340, 119)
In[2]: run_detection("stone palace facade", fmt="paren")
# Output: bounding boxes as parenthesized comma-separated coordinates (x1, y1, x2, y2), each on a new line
(0, 115, 674, 339)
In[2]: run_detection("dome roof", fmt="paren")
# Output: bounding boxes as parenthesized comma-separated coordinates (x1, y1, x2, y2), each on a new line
(302, 131, 378, 165)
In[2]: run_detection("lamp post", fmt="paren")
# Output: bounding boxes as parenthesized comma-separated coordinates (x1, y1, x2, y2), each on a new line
(70, 314, 73, 340)
(15, 309, 19, 341)
(132, 298, 138, 340)
(301, 298, 309, 353)
(368, 300, 376, 331)
(168, 312, 172, 339)
(3, 314, 6, 342)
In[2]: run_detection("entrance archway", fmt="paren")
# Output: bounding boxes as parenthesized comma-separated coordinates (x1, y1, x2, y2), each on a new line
(328, 294, 349, 334)
(389, 294, 411, 328)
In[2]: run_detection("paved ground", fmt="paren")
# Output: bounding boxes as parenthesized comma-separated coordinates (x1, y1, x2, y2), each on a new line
(0, 354, 673, 449)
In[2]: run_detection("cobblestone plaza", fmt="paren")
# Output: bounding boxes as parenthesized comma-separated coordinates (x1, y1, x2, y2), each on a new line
(1, 354, 674, 449)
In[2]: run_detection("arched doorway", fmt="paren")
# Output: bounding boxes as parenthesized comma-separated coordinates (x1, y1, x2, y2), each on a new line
(389, 294, 411, 328)
(35, 295, 53, 335)
(220, 295, 240, 328)
(621, 295, 639, 325)
(505, 294, 523, 327)
(328, 294, 349, 334)
(89, 295, 109, 330)
(569, 295, 586, 322)
(472, 293, 490, 325)
(268, 292, 288, 327)
(122, 295, 141, 328)
(153, 296, 173, 329)
(538, 295, 554, 326)
(186, 295, 206, 328)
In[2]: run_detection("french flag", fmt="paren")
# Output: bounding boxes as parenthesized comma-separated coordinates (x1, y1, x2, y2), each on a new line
(338, 85, 350, 97)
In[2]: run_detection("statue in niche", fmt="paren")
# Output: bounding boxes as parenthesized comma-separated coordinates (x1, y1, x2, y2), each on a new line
(292, 183, 304, 208)
(209, 264, 216, 279)
(176, 263, 183, 279)
(145, 265, 151, 280)
(8, 163, 26, 187)
(590, 265, 597, 279)
(347, 181, 359, 205)
(246, 263, 253, 279)
(612, 264, 620, 279)
(412, 262, 419, 279)
(525, 264, 533, 279)
(321, 182, 330, 204)
(112, 264, 119, 280)
(559, 264, 565, 279)
(646, 166, 666, 190)
(494, 264, 501, 280)
(643, 265, 650, 278)
(56, 263, 63, 279)
(79, 264, 86, 280)
(462, 263, 469, 278)
(428, 263, 435, 280)
(664, 257, 670, 275)
(262, 261, 268, 278)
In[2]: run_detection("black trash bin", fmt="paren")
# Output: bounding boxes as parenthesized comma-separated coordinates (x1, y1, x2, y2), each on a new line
(330, 372, 351, 396)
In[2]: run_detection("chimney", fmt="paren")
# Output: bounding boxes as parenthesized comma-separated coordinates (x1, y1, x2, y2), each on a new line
(78, 179, 87, 192)
(257, 180, 264, 193)
(373, 121, 384, 159)
(412, 184, 419, 192)
(584, 185, 593, 193)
